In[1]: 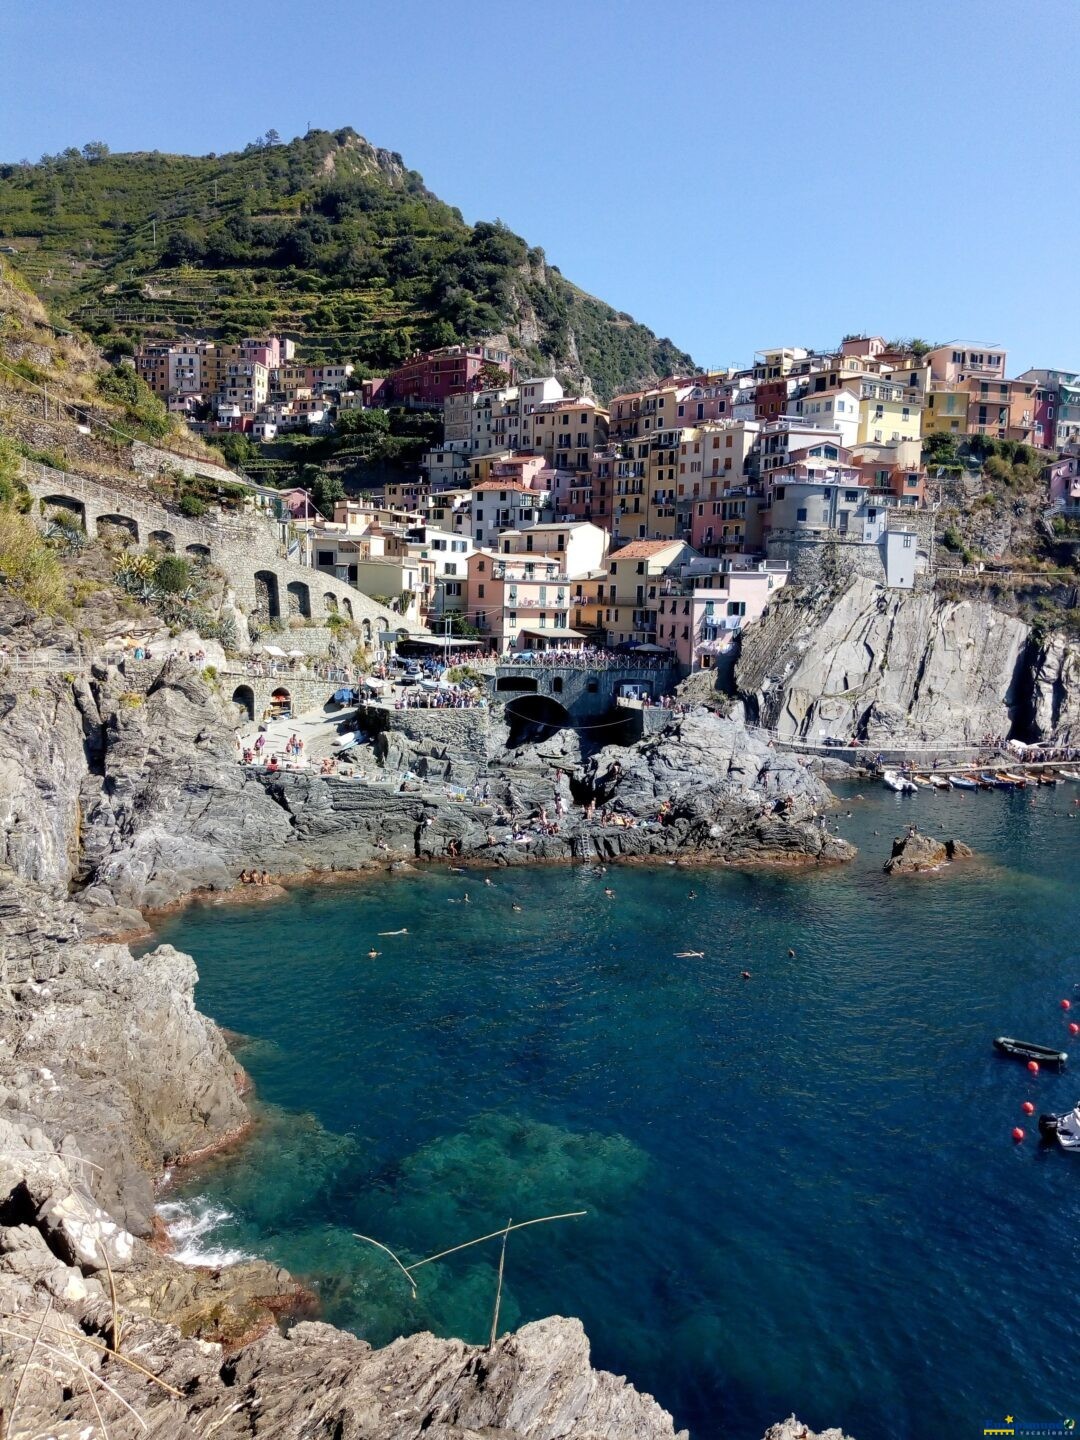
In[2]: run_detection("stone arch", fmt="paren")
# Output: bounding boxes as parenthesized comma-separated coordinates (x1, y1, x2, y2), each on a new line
(343, 598, 353, 620)
(361, 618, 372, 646)
(231, 684, 255, 722)
(40, 494, 86, 528)
(97, 512, 140, 544)
(185, 542, 211, 560)
(149, 529, 176, 552)
(255, 570, 280, 619)
(504, 693, 570, 746)
(270, 686, 292, 717)
(323, 592, 338, 614)
(287, 579, 311, 618)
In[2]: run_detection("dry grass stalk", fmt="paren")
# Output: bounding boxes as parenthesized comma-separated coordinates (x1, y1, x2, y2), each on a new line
(3, 1299, 52, 1440)
(64, 1329, 109, 1440)
(488, 1218, 511, 1351)
(0, 1315, 183, 1398)
(405, 1210, 587, 1274)
(0, 1325, 148, 1432)
(351, 1233, 418, 1298)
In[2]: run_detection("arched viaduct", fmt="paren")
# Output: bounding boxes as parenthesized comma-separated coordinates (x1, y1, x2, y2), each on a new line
(21, 460, 399, 636)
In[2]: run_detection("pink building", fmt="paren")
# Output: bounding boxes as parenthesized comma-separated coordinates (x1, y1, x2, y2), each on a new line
(466, 549, 577, 651)
(1048, 455, 1080, 507)
(383, 345, 515, 408)
(655, 560, 789, 671)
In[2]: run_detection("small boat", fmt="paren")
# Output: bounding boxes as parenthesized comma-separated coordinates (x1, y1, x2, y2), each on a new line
(909, 774, 932, 788)
(949, 774, 978, 790)
(1037, 771, 1063, 786)
(994, 1036, 1068, 1069)
(1058, 768, 1080, 781)
(980, 771, 1009, 789)
(882, 768, 917, 794)
(1038, 1102, 1080, 1151)
(928, 775, 951, 790)
(1000, 771, 1029, 786)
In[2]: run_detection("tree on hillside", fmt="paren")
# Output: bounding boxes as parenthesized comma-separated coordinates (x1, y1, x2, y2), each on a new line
(81, 141, 110, 162)
(306, 468, 345, 517)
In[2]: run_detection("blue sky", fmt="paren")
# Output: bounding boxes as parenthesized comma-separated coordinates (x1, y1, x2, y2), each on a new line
(1, 0, 1076, 372)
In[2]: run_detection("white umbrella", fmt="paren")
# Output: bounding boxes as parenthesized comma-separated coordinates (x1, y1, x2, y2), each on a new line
(288, 649, 306, 658)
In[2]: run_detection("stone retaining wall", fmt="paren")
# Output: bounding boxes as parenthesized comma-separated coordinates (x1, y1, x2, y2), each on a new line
(22, 459, 401, 636)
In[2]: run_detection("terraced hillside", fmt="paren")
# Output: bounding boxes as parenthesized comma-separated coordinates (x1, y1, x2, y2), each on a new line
(0, 129, 694, 399)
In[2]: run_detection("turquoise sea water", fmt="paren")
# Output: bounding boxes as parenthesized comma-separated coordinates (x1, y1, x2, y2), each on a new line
(144, 784, 1080, 1440)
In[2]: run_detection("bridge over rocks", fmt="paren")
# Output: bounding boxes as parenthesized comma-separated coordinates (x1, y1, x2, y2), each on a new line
(21, 459, 400, 635)
(491, 660, 677, 742)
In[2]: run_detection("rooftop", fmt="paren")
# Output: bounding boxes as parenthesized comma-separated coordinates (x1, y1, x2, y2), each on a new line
(611, 540, 687, 559)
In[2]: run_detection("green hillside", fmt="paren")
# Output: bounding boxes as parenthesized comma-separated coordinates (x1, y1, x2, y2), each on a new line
(0, 128, 694, 400)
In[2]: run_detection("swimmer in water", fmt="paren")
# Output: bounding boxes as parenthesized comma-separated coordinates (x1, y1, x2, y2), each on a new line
(688, 890, 697, 900)
(512, 903, 523, 912)
(740, 970, 751, 980)
(378, 929, 408, 936)
(367, 948, 380, 959)
(675, 950, 704, 958)
(604, 887, 615, 898)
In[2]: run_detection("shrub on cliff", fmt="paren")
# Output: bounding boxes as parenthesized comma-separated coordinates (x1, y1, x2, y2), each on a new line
(0, 505, 65, 612)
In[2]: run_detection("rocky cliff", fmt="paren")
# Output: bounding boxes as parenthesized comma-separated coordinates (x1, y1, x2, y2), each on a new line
(0, 596, 856, 1434)
(737, 577, 1035, 745)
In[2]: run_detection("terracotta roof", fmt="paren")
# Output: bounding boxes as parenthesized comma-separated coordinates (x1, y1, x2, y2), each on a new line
(611, 540, 685, 559)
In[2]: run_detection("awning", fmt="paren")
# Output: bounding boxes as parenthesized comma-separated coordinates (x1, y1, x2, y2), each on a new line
(633, 642, 672, 654)
(405, 636, 486, 649)
(288, 649, 306, 657)
(262, 645, 287, 657)
(518, 627, 588, 641)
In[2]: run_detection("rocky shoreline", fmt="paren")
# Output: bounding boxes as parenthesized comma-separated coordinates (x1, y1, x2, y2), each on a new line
(0, 639, 856, 1437)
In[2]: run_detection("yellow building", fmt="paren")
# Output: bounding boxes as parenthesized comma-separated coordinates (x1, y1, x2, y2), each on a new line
(855, 376, 922, 445)
(922, 383, 970, 437)
(604, 538, 695, 646)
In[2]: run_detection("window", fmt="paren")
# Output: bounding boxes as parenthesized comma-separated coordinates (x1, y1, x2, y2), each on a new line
(903, 535, 913, 548)
(317, 549, 335, 566)
(796, 506, 808, 521)
(477, 583, 485, 597)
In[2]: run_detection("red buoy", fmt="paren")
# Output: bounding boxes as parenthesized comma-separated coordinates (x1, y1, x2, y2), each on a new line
(1027, 1060, 1040, 1074)
(1012, 1127, 1026, 1142)
(1061, 999, 1072, 1011)
(1070, 1022, 1079, 1035)
(1022, 1101, 1035, 1115)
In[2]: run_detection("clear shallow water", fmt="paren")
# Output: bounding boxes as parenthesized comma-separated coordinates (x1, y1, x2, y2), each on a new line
(144, 785, 1080, 1440)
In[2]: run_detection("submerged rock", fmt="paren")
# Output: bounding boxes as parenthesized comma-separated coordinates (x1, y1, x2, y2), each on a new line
(883, 829, 974, 874)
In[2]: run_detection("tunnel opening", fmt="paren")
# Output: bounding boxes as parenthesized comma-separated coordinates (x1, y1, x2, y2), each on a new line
(504, 693, 571, 746)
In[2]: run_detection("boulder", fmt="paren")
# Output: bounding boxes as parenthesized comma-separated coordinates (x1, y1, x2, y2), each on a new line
(884, 829, 973, 873)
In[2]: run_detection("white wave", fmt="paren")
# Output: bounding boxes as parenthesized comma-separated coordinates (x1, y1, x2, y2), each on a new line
(156, 1197, 254, 1268)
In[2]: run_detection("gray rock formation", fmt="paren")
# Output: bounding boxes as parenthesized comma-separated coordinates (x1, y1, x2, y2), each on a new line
(0, 603, 857, 1438)
(764, 1420, 855, 1440)
(738, 578, 1030, 745)
(883, 829, 974, 874)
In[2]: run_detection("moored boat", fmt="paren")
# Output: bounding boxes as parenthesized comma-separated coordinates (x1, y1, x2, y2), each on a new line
(928, 775, 951, 790)
(882, 768, 917, 794)
(1058, 768, 1080, 781)
(980, 771, 1009, 788)
(949, 774, 978, 790)
(1000, 771, 1029, 786)
(994, 1036, 1068, 1069)
(1038, 1103, 1080, 1151)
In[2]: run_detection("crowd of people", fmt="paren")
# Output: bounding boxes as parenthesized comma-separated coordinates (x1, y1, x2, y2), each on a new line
(394, 686, 486, 710)
(504, 645, 673, 671)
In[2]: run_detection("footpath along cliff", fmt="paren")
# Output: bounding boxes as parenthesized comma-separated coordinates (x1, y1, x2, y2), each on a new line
(0, 586, 854, 1436)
